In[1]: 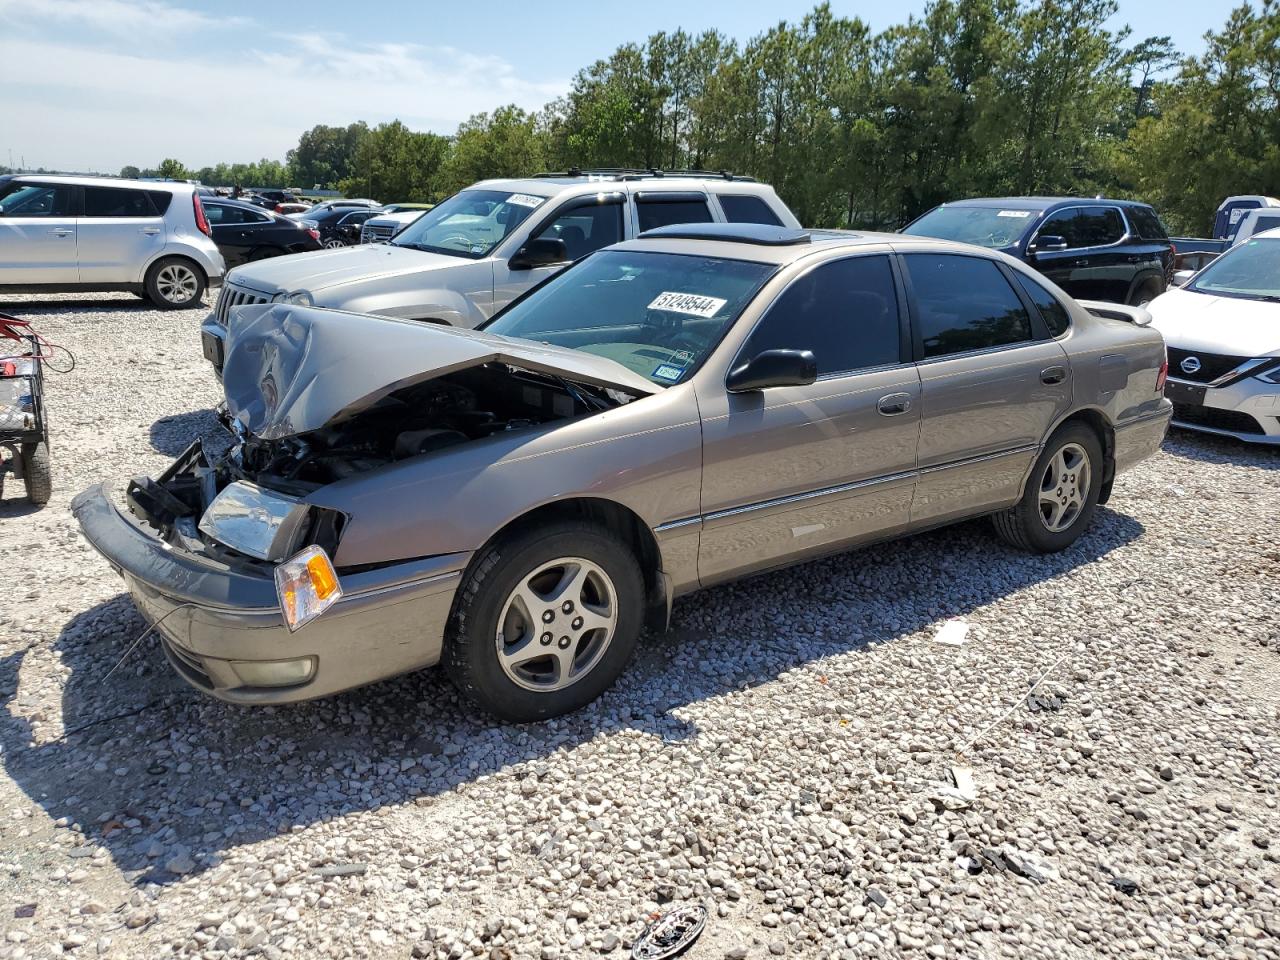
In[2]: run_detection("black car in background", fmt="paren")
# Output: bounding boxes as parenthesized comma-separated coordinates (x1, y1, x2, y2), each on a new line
(203, 198, 322, 268)
(304, 206, 378, 248)
(902, 197, 1174, 305)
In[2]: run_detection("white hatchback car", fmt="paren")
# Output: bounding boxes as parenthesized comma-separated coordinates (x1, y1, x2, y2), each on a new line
(0, 175, 225, 309)
(1149, 228, 1280, 444)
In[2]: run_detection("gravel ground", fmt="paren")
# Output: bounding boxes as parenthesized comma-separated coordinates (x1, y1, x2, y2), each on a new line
(1, 291, 1278, 960)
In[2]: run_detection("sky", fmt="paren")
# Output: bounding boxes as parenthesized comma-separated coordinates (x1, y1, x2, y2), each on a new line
(0, 0, 1226, 174)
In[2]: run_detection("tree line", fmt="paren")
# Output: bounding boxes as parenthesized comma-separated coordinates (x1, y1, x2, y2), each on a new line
(113, 0, 1280, 235)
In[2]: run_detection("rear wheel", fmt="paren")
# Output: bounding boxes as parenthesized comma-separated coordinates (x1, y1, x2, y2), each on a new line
(1129, 277, 1163, 307)
(144, 257, 205, 309)
(444, 521, 645, 722)
(21, 441, 51, 505)
(322, 238, 345, 249)
(992, 422, 1102, 553)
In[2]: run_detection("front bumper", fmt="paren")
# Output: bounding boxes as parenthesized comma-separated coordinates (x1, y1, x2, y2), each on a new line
(199, 315, 226, 375)
(1166, 376, 1280, 445)
(71, 483, 469, 704)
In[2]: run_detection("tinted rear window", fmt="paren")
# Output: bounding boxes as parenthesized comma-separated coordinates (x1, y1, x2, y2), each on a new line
(718, 194, 783, 226)
(637, 198, 713, 232)
(1013, 272, 1072, 337)
(904, 254, 1032, 358)
(1127, 205, 1167, 240)
(83, 186, 159, 218)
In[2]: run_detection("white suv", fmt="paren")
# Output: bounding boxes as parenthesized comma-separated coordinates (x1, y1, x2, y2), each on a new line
(201, 170, 798, 371)
(0, 175, 225, 309)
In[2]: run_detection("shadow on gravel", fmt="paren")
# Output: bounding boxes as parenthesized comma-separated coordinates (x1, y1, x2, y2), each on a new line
(0, 508, 1144, 886)
(0, 296, 209, 314)
(149, 409, 223, 456)
(1161, 427, 1280, 469)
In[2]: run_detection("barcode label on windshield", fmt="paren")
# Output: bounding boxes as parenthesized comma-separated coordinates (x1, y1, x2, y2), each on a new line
(997, 210, 1032, 218)
(648, 291, 727, 317)
(507, 193, 545, 208)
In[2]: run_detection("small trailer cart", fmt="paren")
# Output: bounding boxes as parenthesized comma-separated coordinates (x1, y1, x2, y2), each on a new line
(0, 314, 53, 505)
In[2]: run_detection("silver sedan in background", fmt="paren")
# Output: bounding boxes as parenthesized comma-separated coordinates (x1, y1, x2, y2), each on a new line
(74, 224, 1171, 721)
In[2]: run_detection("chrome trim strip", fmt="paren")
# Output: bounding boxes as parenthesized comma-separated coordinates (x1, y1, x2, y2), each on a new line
(917, 443, 1038, 476)
(1115, 407, 1173, 430)
(1168, 357, 1269, 388)
(337, 569, 462, 604)
(653, 517, 703, 533)
(704, 470, 917, 524)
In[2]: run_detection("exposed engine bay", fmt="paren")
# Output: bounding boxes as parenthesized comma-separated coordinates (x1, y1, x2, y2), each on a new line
(123, 363, 627, 566)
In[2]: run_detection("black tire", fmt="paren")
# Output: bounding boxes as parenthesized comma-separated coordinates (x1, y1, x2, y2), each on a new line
(143, 257, 206, 310)
(992, 422, 1103, 553)
(1129, 277, 1163, 307)
(21, 441, 51, 505)
(444, 521, 645, 722)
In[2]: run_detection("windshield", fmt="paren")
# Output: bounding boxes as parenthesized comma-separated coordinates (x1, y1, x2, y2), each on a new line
(393, 189, 548, 259)
(483, 249, 776, 387)
(1187, 238, 1280, 301)
(902, 205, 1039, 248)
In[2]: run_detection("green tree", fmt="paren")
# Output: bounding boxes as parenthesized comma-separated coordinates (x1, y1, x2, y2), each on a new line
(119, 165, 141, 179)
(156, 157, 190, 180)
(439, 107, 547, 194)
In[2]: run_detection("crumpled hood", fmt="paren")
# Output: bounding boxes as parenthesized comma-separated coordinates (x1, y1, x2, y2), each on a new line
(221, 304, 657, 440)
(226, 243, 464, 295)
(1148, 287, 1280, 356)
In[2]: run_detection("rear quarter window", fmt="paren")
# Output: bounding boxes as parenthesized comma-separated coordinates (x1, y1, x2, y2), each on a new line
(1013, 272, 1072, 337)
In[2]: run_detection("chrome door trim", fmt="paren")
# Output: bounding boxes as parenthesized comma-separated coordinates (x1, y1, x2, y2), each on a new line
(916, 443, 1038, 476)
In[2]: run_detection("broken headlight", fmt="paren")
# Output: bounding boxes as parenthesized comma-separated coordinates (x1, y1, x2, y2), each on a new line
(198, 481, 310, 561)
(275, 290, 314, 306)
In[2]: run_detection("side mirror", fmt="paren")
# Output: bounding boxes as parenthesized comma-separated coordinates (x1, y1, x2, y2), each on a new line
(509, 237, 568, 270)
(1170, 269, 1196, 287)
(1031, 235, 1069, 254)
(726, 349, 818, 393)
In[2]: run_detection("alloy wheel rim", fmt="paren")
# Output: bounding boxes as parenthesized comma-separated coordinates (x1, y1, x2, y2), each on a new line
(323, 239, 344, 248)
(495, 557, 617, 693)
(156, 264, 197, 303)
(1038, 442, 1090, 533)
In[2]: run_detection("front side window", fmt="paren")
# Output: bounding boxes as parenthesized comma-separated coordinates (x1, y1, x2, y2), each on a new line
(393, 189, 548, 259)
(530, 202, 624, 259)
(1187, 238, 1280, 301)
(636, 197, 713, 233)
(0, 183, 73, 218)
(484, 250, 775, 386)
(740, 255, 900, 376)
(718, 194, 783, 226)
(339, 211, 374, 226)
(901, 205, 1038, 249)
(904, 254, 1033, 358)
(1014, 271, 1072, 337)
(83, 186, 157, 218)
(1036, 209, 1086, 249)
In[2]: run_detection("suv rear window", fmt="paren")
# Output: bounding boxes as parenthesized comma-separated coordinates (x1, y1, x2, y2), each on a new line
(718, 195, 783, 226)
(83, 186, 160, 218)
(1127, 205, 1167, 240)
(637, 196, 713, 233)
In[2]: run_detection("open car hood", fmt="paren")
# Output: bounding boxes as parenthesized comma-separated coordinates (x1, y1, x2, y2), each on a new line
(221, 304, 657, 440)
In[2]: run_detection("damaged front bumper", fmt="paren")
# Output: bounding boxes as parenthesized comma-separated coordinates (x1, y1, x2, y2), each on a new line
(71, 483, 469, 704)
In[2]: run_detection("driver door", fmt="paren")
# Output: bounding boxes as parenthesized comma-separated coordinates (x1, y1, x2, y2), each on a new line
(492, 194, 627, 316)
(696, 254, 921, 585)
(0, 182, 79, 283)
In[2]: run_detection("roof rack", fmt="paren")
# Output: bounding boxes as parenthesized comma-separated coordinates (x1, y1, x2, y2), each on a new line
(532, 167, 756, 183)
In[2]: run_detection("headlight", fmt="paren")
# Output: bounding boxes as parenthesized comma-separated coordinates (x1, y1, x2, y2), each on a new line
(275, 290, 314, 306)
(198, 481, 310, 561)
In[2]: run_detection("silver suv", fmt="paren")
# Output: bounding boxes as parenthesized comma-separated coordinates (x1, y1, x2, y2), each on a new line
(0, 175, 225, 309)
(200, 170, 797, 371)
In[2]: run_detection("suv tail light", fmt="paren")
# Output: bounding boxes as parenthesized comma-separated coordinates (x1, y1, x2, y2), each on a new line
(192, 194, 211, 237)
(306, 227, 320, 242)
(1156, 356, 1168, 393)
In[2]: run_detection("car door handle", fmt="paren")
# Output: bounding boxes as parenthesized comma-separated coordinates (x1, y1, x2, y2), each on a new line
(1076, 258, 1089, 266)
(877, 393, 912, 416)
(141, 227, 161, 235)
(1040, 366, 1068, 385)
(50, 228, 73, 237)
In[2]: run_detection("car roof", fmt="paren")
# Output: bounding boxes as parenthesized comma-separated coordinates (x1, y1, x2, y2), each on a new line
(613, 223, 988, 266)
(12, 173, 193, 192)
(1252, 227, 1280, 241)
(465, 174, 778, 201)
(937, 196, 1154, 211)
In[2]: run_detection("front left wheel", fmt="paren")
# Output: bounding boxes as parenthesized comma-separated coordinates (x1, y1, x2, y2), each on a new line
(444, 521, 645, 722)
(144, 257, 206, 310)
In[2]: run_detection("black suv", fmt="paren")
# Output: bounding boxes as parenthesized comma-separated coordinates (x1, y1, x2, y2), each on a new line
(902, 197, 1173, 305)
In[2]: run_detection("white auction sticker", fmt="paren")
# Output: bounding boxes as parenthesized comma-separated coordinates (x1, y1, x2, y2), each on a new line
(506, 193, 545, 208)
(996, 210, 1032, 218)
(647, 291, 727, 318)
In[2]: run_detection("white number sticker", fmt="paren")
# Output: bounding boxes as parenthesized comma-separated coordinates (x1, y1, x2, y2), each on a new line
(647, 291, 727, 318)
(997, 210, 1032, 219)
(506, 193, 545, 208)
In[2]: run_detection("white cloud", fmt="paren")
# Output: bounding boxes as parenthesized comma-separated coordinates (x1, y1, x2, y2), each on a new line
(0, 1, 568, 172)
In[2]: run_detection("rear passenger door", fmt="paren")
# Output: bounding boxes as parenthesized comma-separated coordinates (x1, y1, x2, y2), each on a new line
(697, 254, 921, 584)
(78, 185, 166, 283)
(899, 252, 1071, 526)
(0, 181, 79, 283)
